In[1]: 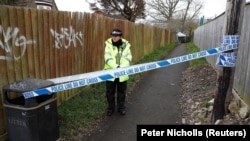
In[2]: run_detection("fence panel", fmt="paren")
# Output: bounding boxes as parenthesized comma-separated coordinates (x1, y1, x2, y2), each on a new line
(234, 3, 250, 104)
(194, 3, 250, 106)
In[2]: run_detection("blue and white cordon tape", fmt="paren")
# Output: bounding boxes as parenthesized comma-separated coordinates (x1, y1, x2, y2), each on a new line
(23, 35, 239, 99)
(216, 52, 237, 67)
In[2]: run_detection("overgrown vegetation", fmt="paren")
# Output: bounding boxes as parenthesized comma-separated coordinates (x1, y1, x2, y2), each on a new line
(58, 42, 176, 140)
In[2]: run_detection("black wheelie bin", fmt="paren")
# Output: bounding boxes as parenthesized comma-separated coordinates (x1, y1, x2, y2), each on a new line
(2, 78, 59, 141)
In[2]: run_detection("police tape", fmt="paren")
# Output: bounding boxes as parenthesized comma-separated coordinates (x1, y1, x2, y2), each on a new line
(216, 52, 237, 67)
(22, 35, 239, 99)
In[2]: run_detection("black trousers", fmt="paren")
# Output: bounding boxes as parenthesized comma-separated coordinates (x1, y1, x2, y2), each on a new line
(106, 78, 127, 111)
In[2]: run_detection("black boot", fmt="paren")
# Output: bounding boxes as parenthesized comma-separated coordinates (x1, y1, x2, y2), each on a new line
(118, 109, 126, 115)
(107, 109, 114, 116)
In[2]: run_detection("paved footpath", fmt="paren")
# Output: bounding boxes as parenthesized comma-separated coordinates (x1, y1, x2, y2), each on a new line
(82, 44, 188, 141)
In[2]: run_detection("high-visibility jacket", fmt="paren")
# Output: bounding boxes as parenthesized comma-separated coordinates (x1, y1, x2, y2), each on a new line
(103, 38, 132, 82)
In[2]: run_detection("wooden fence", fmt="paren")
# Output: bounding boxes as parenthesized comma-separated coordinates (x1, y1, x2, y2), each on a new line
(0, 5, 173, 139)
(194, 2, 250, 110)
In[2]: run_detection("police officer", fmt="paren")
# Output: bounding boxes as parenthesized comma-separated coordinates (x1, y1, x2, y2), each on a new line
(103, 29, 132, 116)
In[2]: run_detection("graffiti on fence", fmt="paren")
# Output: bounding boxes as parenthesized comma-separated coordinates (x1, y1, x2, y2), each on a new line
(50, 26, 83, 49)
(0, 25, 36, 60)
(9, 81, 27, 90)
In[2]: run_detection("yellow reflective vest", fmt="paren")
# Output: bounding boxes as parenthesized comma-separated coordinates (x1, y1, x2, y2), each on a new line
(103, 38, 132, 82)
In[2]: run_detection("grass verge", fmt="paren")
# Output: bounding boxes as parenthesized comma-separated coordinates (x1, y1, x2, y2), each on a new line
(187, 42, 208, 68)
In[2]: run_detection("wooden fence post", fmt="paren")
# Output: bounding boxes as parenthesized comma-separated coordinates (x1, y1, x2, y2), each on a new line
(211, 0, 245, 123)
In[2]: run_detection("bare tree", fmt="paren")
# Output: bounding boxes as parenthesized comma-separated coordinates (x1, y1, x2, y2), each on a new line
(146, 0, 202, 33)
(179, 0, 202, 32)
(146, 0, 179, 24)
(184, 19, 199, 40)
(88, 0, 146, 22)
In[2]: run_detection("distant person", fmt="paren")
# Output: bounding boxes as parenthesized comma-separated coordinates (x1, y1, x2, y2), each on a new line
(103, 29, 132, 116)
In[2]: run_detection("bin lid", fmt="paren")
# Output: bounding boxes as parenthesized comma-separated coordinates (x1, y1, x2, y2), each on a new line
(3, 78, 54, 93)
(176, 32, 186, 37)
